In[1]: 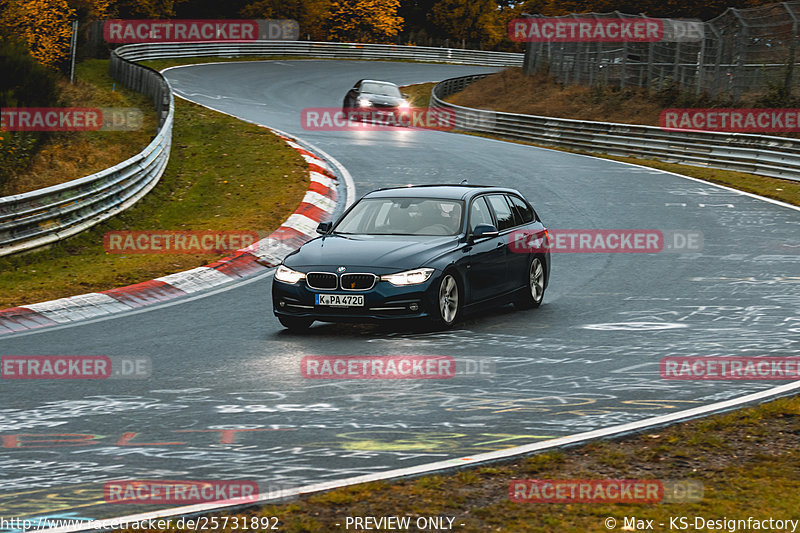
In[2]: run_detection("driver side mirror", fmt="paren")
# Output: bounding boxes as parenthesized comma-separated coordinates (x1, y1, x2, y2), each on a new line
(471, 223, 499, 241)
(316, 221, 333, 235)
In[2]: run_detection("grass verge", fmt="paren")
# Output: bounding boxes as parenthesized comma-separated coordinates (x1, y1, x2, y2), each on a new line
(0, 65, 308, 309)
(129, 394, 800, 532)
(447, 68, 800, 130)
(2, 60, 157, 195)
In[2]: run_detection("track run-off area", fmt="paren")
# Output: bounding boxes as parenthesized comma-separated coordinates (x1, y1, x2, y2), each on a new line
(1, 60, 799, 526)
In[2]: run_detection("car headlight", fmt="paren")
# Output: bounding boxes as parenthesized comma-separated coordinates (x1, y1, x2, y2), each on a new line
(357, 97, 373, 107)
(398, 100, 410, 109)
(275, 265, 306, 284)
(380, 268, 434, 286)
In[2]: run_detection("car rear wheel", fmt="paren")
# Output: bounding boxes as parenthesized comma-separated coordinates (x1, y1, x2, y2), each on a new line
(436, 272, 461, 328)
(279, 317, 313, 331)
(516, 256, 545, 309)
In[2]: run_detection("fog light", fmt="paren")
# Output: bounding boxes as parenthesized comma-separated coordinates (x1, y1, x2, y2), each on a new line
(409, 303, 419, 311)
(279, 301, 286, 308)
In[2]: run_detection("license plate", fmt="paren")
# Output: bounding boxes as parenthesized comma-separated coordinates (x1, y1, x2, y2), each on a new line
(315, 294, 364, 307)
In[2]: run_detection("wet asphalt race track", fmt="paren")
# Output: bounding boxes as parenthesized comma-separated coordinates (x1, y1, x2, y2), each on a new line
(1, 60, 799, 524)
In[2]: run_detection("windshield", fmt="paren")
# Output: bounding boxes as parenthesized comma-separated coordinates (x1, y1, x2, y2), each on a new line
(360, 82, 401, 97)
(335, 197, 464, 236)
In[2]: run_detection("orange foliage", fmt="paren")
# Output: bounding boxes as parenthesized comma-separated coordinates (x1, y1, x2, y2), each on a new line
(327, 0, 403, 43)
(239, 0, 331, 41)
(0, 0, 76, 67)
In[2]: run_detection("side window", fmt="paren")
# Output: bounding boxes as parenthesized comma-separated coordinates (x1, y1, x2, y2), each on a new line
(507, 194, 534, 224)
(469, 197, 494, 233)
(486, 195, 515, 231)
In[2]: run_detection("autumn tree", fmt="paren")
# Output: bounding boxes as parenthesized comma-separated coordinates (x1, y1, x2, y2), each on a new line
(326, 0, 403, 43)
(398, 0, 437, 36)
(239, 0, 332, 40)
(69, 0, 115, 19)
(116, 0, 185, 18)
(429, 0, 503, 47)
(0, 0, 76, 67)
(0, 37, 61, 185)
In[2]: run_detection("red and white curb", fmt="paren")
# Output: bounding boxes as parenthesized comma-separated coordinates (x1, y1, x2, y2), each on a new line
(0, 134, 343, 336)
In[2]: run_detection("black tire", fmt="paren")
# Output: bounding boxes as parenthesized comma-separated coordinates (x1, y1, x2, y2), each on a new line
(515, 256, 545, 310)
(278, 317, 313, 331)
(434, 272, 461, 328)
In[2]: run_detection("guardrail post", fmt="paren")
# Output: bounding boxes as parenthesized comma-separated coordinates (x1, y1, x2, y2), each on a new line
(783, 2, 798, 100)
(696, 26, 707, 96)
(672, 40, 682, 91)
(707, 24, 723, 97)
(523, 39, 534, 75)
(731, 8, 748, 102)
(615, 12, 627, 89)
(643, 12, 654, 91)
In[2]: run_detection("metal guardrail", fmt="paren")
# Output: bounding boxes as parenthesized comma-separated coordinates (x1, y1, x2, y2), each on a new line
(0, 55, 173, 257)
(0, 42, 521, 257)
(111, 41, 524, 67)
(431, 74, 800, 182)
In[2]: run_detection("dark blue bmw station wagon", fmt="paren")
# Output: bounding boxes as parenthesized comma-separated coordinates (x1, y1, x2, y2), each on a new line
(272, 184, 550, 330)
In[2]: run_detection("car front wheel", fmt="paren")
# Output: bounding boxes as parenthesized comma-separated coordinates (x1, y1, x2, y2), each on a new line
(515, 256, 545, 309)
(435, 272, 461, 328)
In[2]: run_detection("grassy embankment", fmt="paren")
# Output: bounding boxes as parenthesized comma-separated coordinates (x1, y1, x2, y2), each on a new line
(0, 59, 308, 309)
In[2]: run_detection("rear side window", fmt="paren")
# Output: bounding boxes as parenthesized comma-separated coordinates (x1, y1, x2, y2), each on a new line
(469, 196, 494, 232)
(486, 195, 515, 231)
(507, 194, 534, 224)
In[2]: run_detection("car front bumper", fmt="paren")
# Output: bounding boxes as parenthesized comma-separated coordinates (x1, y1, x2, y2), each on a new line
(272, 273, 440, 323)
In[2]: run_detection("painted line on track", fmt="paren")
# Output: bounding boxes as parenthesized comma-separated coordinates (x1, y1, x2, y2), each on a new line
(41, 379, 800, 532)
